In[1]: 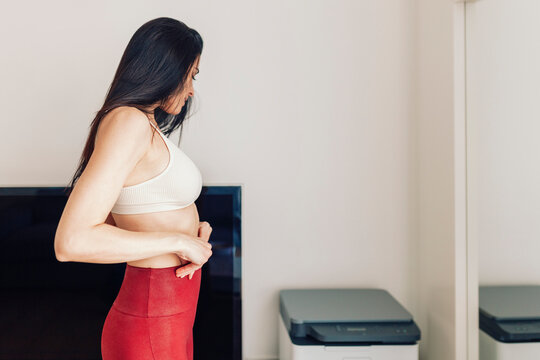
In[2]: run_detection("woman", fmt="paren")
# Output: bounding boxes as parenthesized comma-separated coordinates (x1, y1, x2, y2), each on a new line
(53, 17, 213, 360)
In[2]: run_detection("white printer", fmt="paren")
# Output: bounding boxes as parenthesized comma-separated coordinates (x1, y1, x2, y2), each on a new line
(279, 288, 421, 360)
(480, 285, 540, 360)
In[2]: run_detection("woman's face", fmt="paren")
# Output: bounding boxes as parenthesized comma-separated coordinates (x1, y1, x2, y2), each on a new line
(161, 57, 200, 115)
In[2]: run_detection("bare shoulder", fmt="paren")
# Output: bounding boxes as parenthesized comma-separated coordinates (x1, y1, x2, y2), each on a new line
(96, 106, 153, 147)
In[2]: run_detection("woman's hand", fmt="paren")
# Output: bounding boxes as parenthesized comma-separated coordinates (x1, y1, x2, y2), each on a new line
(175, 221, 213, 279)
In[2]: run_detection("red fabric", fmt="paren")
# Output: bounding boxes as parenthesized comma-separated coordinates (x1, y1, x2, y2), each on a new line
(101, 264, 202, 360)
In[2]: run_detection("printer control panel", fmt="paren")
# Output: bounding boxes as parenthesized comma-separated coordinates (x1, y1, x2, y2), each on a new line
(498, 321, 540, 336)
(308, 322, 420, 344)
(337, 324, 412, 335)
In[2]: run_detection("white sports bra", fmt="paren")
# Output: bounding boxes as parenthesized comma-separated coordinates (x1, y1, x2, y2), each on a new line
(110, 121, 202, 214)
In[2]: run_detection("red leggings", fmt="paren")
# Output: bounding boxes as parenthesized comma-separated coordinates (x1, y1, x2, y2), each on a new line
(101, 264, 202, 360)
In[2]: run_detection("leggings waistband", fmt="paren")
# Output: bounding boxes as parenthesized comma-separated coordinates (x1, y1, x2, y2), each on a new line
(112, 264, 202, 318)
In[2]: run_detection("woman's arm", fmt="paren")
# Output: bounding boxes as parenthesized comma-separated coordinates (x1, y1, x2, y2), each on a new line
(54, 107, 188, 264)
(56, 222, 190, 264)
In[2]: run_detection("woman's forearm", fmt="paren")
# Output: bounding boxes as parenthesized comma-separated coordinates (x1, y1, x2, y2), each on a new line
(55, 223, 187, 264)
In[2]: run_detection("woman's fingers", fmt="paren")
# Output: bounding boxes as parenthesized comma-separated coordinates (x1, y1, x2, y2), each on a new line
(174, 222, 212, 279)
(175, 263, 200, 278)
(198, 222, 213, 242)
(186, 264, 203, 279)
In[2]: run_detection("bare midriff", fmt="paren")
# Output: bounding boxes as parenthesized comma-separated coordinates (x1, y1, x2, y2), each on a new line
(111, 202, 199, 269)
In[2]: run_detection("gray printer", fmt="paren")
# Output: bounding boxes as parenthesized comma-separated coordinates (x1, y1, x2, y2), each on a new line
(480, 285, 540, 360)
(278, 288, 421, 360)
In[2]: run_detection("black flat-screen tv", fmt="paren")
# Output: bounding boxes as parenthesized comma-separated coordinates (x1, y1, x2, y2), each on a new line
(0, 186, 242, 360)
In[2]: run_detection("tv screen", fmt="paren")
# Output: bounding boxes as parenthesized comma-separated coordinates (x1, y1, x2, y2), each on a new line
(0, 186, 242, 360)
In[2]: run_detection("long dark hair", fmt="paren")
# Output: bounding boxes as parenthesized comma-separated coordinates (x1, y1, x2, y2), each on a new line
(64, 17, 203, 196)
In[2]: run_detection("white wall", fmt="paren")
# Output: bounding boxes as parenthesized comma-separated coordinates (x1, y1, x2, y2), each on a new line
(0, 1, 469, 359)
(466, 0, 540, 286)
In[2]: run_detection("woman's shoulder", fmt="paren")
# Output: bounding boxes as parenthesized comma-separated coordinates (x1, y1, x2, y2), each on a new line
(95, 106, 153, 151)
(103, 106, 150, 126)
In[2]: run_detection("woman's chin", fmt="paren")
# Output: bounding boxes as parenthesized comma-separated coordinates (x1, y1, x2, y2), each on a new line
(163, 107, 183, 116)
(162, 100, 186, 115)
(174, 105, 184, 115)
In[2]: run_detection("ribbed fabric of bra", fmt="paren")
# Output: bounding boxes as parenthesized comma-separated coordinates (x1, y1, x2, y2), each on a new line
(110, 121, 202, 215)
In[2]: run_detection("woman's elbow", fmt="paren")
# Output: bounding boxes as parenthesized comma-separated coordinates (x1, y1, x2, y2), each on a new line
(54, 229, 81, 262)
(55, 252, 69, 262)
(54, 235, 72, 262)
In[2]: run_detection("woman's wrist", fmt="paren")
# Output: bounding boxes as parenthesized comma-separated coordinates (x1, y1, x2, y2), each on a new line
(170, 231, 190, 257)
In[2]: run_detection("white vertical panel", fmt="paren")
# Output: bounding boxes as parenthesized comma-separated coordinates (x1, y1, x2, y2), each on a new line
(455, 5, 473, 360)
(415, 1, 468, 359)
